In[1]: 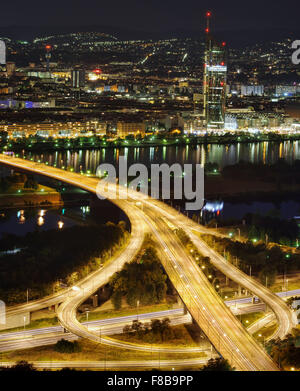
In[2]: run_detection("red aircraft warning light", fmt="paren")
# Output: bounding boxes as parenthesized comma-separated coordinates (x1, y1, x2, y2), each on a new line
(205, 11, 211, 34)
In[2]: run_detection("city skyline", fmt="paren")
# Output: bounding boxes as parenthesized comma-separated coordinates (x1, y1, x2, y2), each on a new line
(0, 2, 300, 377)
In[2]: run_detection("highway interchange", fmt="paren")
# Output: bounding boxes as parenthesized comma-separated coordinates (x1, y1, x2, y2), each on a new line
(0, 154, 297, 371)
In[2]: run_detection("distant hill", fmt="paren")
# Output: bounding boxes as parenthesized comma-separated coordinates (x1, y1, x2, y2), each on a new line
(0, 25, 299, 47)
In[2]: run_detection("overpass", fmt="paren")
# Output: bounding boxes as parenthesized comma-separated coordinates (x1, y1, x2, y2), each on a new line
(0, 307, 276, 355)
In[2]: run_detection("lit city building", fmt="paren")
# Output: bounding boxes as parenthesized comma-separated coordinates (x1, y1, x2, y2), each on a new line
(71, 69, 86, 88)
(116, 121, 146, 137)
(203, 12, 227, 130)
(0, 120, 107, 138)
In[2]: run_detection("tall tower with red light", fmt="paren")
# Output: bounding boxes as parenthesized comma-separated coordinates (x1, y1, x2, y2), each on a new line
(45, 44, 52, 72)
(203, 11, 227, 130)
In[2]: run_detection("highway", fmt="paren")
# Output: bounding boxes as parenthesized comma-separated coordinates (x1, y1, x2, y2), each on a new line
(226, 288, 300, 305)
(2, 285, 293, 355)
(247, 313, 276, 336)
(139, 197, 296, 339)
(0, 154, 293, 370)
(0, 311, 203, 353)
(0, 301, 278, 354)
(0, 357, 214, 369)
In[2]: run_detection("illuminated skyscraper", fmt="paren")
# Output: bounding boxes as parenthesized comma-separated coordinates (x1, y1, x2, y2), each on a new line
(71, 69, 85, 88)
(203, 11, 227, 130)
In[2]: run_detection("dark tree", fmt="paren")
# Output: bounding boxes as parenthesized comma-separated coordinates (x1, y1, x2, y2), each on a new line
(201, 358, 234, 371)
(54, 339, 81, 353)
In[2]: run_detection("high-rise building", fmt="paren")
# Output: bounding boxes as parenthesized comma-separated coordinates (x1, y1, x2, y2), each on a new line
(71, 69, 85, 88)
(241, 85, 264, 96)
(203, 11, 227, 130)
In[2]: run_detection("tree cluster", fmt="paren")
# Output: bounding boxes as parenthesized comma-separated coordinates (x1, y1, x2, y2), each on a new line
(54, 339, 81, 354)
(200, 233, 300, 286)
(110, 245, 167, 310)
(267, 329, 300, 369)
(200, 357, 234, 371)
(123, 318, 184, 343)
(176, 229, 219, 290)
(0, 222, 128, 304)
(245, 213, 299, 246)
(0, 360, 36, 372)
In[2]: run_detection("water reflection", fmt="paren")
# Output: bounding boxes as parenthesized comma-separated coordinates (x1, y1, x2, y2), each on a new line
(38, 209, 46, 217)
(0, 208, 80, 238)
(17, 210, 25, 224)
(25, 140, 300, 175)
(201, 199, 300, 224)
(37, 216, 44, 226)
(58, 220, 64, 229)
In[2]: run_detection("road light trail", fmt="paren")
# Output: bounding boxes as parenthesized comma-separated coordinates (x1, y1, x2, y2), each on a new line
(0, 357, 214, 369)
(140, 210, 267, 371)
(139, 198, 296, 340)
(0, 305, 275, 354)
(0, 155, 285, 370)
(0, 312, 202, 353)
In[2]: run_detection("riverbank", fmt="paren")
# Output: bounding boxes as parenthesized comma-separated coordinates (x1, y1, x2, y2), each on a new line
(0, 186, 63, 208)
(3, 131, 300, 153)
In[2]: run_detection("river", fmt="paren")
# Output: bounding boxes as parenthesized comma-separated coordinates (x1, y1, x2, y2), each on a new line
(23, 140, 300, 171)
(5, 140, 300, 224)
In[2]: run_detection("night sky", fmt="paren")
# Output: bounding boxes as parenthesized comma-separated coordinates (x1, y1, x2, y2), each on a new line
(1, 0, 300, 33)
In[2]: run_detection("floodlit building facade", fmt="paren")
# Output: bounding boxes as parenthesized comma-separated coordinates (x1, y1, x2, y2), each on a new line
(203, 12, 227, 130)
